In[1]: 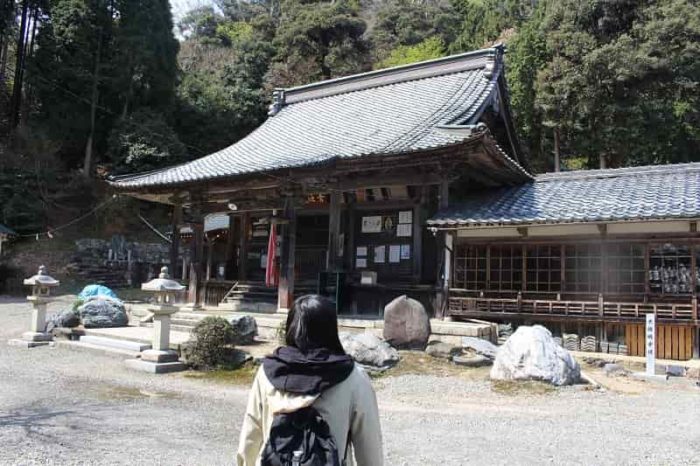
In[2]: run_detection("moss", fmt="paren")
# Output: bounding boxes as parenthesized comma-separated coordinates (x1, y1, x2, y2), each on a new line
(370, 350, 491, 380)
(184, 360, 259, 386)
(491, 379, 556, 395)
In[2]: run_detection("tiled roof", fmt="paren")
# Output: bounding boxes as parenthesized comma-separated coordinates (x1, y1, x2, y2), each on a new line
(428, 163, 700, 227)
(110, 46, 527, 190)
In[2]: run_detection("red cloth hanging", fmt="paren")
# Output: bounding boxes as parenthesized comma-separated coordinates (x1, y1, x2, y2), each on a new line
(265, 223, 278, 287)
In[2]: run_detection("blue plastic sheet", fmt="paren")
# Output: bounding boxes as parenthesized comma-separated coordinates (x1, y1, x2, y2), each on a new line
(78, 284, 119, 301)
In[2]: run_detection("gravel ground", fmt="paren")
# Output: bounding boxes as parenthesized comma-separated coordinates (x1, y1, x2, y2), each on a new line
(1, 295, 699, 465)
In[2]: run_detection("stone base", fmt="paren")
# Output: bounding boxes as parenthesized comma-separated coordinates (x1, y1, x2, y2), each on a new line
(124, 358, 186, 374)
(141, 349, 179, 363)
(631, 372, 669, 382)
(22, 331, 53, 342)
(8, 339, 52, 348)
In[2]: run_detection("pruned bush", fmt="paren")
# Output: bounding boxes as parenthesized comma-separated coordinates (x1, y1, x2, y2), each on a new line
(184, 316, 237, 370)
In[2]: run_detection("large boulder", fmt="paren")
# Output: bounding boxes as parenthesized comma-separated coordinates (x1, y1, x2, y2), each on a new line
(78, 284, 119, 301)
(78, 296, 129, 328)
(383, 295, 430, 349)
(340, 332, 399, 370)
(46, 310, 80, 332)
(462, 337, 499, 360)
(229, 315, 257, 345)
(490, 325, 581, 386)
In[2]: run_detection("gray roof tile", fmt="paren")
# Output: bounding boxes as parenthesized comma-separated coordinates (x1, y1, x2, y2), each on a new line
(111, 47, 525, 189)
(429, 163, 700, 226)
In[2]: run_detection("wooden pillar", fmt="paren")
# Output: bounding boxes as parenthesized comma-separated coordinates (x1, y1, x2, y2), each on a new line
(187, 220, 204, 308)
(436, 179, 450, 319)
(205, 236, 213, 281)
(327, 191, 341, 271)
(239, 212, 250, 281)
(278, 202, 297, 311)
(694, 327, 699, 359)
(224, 214, 236, 280)
(169, 204, 182, 279)
(412, 186, 425, 283)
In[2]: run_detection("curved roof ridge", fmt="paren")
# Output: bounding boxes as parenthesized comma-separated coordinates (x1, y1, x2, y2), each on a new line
(536, 162, 700, 182)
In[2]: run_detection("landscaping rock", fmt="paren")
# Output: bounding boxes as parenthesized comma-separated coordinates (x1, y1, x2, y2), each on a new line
(461, 336, 499, 360)
(340, 332, 399, 370)
(425, 341, 461, 360)
(383, 295, 430, 349)
(46, 310, 80, 332)
(229, 315, 257, 345)
(686, 367, 700, 379)
(665, 365, 686, 377)
(490, 325, 581, 386)
(453, 354, 491, 367)
(603, 363, 627, 376)
(78, 297, 129, 328)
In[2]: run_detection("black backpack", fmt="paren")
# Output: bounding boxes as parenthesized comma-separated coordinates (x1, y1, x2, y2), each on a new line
(260, 406, 349, 466)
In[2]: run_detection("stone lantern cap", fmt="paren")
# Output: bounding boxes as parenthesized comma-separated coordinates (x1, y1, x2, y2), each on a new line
(141, 267, 186, 292)
(23, 266, 60, 287)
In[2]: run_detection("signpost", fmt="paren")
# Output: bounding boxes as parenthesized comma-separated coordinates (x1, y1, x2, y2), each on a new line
(645, 313, 655, 376)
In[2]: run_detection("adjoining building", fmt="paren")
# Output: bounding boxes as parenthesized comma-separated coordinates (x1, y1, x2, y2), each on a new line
(110, 45, 699, 360)
(428, 164, 700, 360)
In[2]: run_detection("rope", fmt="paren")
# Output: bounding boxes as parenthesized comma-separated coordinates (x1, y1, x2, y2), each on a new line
(17, 195, 117, 239)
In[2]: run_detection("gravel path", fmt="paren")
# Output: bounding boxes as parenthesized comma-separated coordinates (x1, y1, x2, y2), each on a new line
(1, 296, 699, 465)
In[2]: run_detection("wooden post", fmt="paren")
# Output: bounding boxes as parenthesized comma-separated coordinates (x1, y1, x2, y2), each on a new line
(169, 204, 182, 279)
(224, 214, 236, 280)
(239, 212, 250, 281)
(436, 178, 450, 319)
(327, 191, 341, 271)
(412, 186, 425, 283)
(187, 221, 204, 308)
(278, 202, 297, 311)
(205, 236, 213, 281)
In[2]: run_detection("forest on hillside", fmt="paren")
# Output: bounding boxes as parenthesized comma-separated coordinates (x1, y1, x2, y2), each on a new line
(0, 0, 699, 235)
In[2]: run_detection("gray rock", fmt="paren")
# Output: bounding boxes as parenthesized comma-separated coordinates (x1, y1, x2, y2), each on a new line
(229, 315, 257, 345)
(78, 297, 129, 328)
(425, 341, 461, 360)
(46, 310, 80, 332)
(603, 363, 627, 376)
(490, 325, 581, 386)
(461, 337, 499, 360)
(383, 295, 430, 349)
(453, 354, 491, 367)
(665, 365, 686, 377)
(340, 332, 399, 370)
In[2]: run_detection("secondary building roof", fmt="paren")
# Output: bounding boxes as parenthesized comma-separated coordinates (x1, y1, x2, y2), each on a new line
(428, 163, 700, 228)
(110, 46, 528, 191)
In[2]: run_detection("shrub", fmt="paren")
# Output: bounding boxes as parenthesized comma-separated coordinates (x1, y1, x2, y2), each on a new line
(184, 317, 237, 370)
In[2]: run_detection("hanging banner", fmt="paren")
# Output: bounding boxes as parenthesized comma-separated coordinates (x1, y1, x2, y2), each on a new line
(645, 313, 655, 376)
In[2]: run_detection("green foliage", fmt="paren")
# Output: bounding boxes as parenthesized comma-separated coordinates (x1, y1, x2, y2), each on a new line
(185, 316, 237, 370)
(266, 1, 370, 87)
(450, 0, 534, 52)
(107, 108, 186, 174)
(376, 37, 446, 69)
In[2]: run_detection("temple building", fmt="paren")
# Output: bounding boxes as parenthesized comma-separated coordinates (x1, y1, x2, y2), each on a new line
(110, 45, 699, 360)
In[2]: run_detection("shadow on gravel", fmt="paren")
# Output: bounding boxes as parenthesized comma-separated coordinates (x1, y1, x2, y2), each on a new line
(0, 409, 74, 428)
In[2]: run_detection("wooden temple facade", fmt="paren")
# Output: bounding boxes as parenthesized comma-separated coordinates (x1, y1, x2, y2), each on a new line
(110, 46, 699, 360)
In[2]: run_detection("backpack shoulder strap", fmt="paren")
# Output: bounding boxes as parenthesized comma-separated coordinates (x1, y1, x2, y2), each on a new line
(342, 428, 351, 466)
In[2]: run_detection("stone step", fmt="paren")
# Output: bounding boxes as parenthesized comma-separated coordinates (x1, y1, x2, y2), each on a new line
(140, 322, 194, 333)
(55, 340, 142, 359)
(80, 335, 152, 352)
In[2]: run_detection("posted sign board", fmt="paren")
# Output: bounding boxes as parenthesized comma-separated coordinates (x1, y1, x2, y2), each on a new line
(645, 313, 656, 376)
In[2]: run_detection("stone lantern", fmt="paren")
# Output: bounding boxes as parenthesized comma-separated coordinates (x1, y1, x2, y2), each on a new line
(125, 266, 186, 373)
(9, 265, 60, 348)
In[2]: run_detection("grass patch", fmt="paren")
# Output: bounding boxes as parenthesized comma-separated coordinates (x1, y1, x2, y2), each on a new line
(491, 379, 556, 396)
(371, 350, 491, 380)
(184, 360, 259, 386)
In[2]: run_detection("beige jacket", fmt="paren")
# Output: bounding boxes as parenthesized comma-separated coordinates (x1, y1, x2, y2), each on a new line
(236, 365, 383, 466)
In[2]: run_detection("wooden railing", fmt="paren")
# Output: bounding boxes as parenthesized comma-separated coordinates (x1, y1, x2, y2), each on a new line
(448, 295, 697, 322)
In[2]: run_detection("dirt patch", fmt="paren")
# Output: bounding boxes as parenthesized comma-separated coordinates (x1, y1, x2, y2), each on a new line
(184, 361, 260, 386)
(373, 350, 492, 381)
(490, 379, 557, 396)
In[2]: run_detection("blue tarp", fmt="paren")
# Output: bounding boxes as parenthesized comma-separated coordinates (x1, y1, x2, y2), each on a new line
(78, 284, 119, 301)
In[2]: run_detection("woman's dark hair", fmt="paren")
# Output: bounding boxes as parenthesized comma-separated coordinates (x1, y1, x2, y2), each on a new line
(285, 294, 345, 354)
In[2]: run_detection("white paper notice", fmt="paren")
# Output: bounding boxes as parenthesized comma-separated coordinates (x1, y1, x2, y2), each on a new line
(356, 258, 367, 268)
(361, 216, 382, 233)
(356, 246, 368, 257)
(400, 244, 411, 260)
(374, 245, 385, 263)
(389, 245, 401, 263)
(398, 211, 412, 224)
(397, 223, 412, 237)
